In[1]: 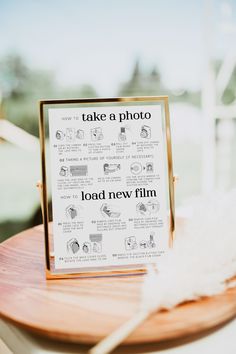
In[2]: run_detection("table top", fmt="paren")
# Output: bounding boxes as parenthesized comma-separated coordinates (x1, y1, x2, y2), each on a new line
(1, 318, 236, 354)
(0, 223, 236, 349)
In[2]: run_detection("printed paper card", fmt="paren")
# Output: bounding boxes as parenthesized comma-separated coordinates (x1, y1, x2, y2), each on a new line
(48, 104, 169, 271)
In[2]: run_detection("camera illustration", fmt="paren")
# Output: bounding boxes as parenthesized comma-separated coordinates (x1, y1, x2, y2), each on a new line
(103, 163, 121, 175)
(100, 203, 121, 218)
(82, 242, 91, 254)
(59, 166, 69, 177)
(91, 127, 104, 141)
(130, 162, 142, 175)
(140, 232, 156, 249)
(67, 238, 80, 254)
(140, 125, 151, 139)
(146, 162, 154, 173)
(125, 236, 138, 250)
(65, 204, 84, 220)
(76, 129, 84, 139)
(89, 234, 103, 253)
(55, 130, 65, 140)
(136, 200, 160, 216)
(66, 128, 75, 142)
(118, 127, 127, 141)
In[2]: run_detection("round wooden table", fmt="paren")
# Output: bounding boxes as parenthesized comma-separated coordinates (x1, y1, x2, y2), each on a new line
(0, 224, 236, 346)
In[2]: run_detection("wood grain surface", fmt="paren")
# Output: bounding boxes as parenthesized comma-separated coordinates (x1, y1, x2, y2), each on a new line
(0, 224, 236, 345)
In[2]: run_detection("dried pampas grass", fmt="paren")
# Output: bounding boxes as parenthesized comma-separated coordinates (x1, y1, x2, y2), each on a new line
(89, 191, 236, 354)
(142, 190, 236, 312)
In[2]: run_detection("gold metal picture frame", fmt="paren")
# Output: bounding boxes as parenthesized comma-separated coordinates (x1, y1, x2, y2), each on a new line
(39, 96, 175, 279)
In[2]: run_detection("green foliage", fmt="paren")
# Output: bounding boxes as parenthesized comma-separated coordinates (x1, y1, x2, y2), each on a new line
(118, 59, 201, 106)
(0, 54, 29, 99)
(0, 54, 98, 137)
(0, 54, 56, 136)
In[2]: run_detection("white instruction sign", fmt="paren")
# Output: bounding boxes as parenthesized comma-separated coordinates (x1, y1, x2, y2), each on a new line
(48, 105, 169, 270)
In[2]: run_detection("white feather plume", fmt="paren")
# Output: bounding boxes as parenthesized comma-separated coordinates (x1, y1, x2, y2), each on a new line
(141, 190, 236, 313)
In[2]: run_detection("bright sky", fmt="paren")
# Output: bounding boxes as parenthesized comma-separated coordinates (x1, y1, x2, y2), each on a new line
(0, 0, 235, 95)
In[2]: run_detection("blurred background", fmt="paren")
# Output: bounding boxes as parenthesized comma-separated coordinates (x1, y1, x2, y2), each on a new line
(0, 0, 236, 242)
